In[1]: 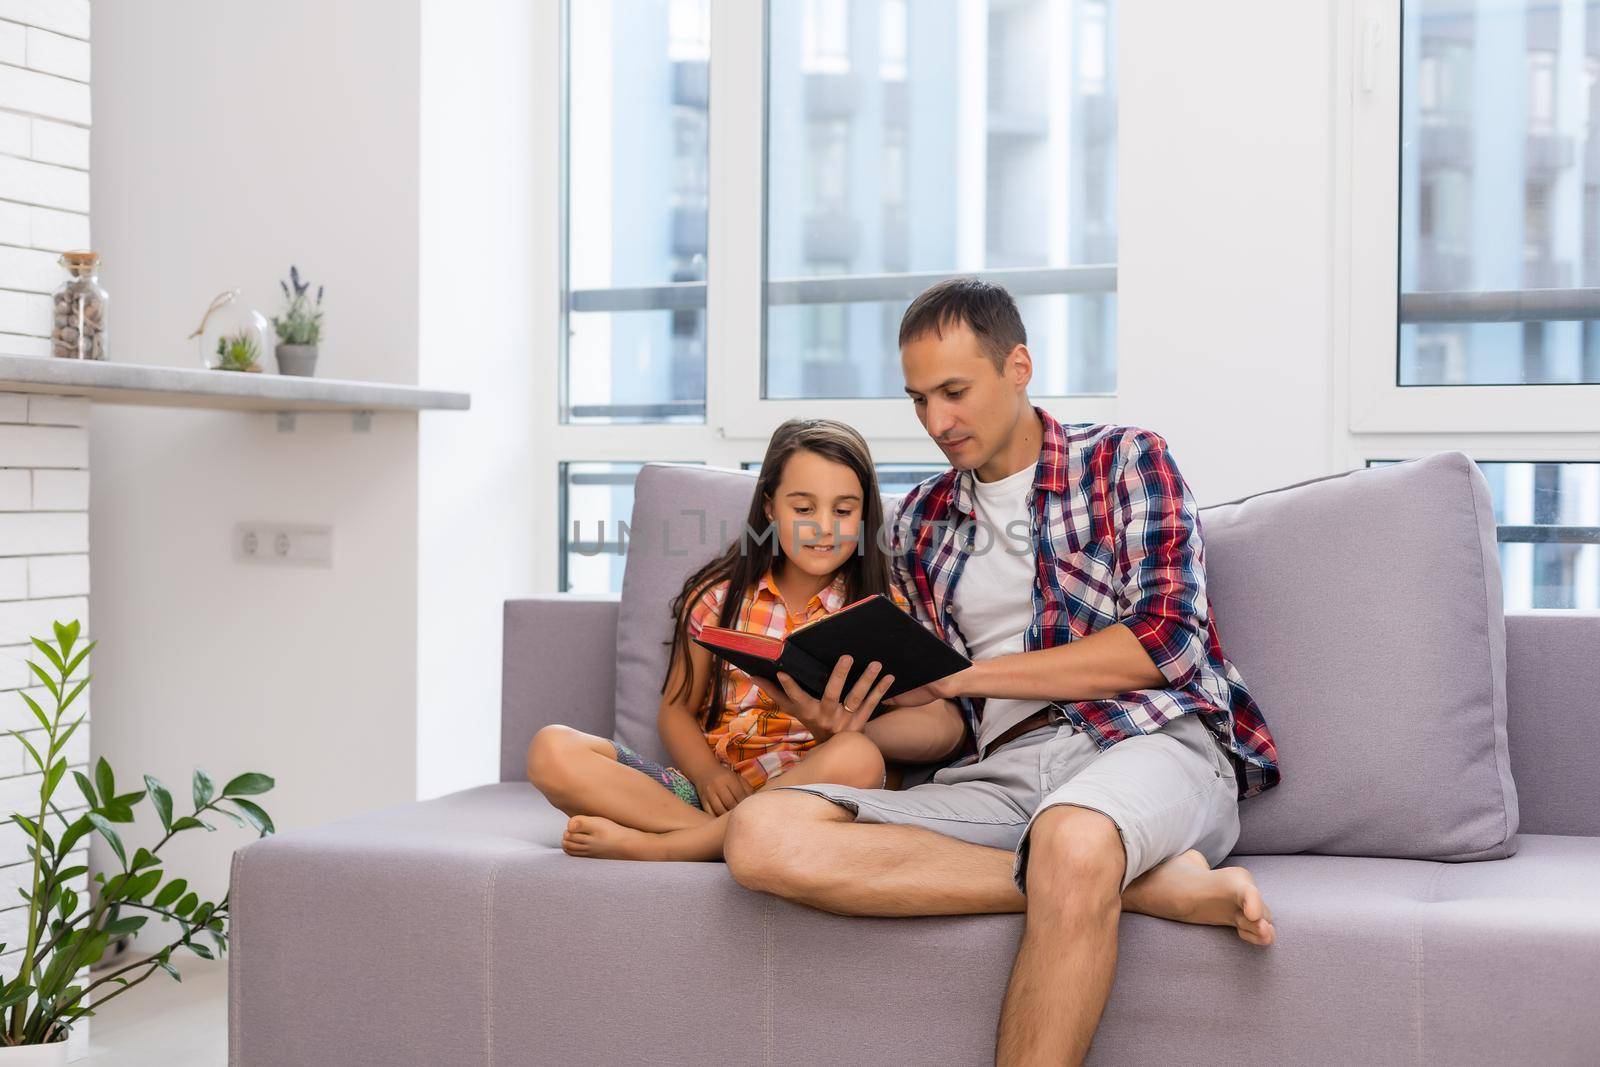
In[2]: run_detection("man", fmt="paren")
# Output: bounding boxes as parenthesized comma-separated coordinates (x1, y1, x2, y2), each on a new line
(723, 278, 1282, 1066)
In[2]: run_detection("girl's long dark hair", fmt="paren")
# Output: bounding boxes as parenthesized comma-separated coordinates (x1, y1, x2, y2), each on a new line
(662, 418, 896, 730)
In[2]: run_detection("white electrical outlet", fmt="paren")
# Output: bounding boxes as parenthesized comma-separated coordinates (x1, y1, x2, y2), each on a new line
(234, 523, 333, 567)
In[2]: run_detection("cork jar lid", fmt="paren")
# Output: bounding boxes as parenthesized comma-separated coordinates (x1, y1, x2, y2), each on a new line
(59, 250, 100, 276)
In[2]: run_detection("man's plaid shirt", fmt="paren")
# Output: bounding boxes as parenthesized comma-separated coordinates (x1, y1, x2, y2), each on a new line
(887, 407, 1280, 798)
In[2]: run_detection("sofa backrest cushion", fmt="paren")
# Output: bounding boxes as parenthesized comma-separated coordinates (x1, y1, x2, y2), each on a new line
(613, 463, 761, 763)
(1202, 451, 1518, 860)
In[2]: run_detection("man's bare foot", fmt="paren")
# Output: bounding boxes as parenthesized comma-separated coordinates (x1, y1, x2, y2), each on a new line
(561, 815, 663, 860)
(1122, 849, 1276, 946)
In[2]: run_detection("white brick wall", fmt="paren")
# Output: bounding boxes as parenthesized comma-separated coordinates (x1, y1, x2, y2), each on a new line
(0, 392, 89, 1048)
(0, 5, 90, 1054)
(0, 1, 90, 362)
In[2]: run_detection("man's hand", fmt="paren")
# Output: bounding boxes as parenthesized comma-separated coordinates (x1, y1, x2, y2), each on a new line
(689, 765, 753, 816)
(883, 667, 969, 709)
(751, 655, 896, 739)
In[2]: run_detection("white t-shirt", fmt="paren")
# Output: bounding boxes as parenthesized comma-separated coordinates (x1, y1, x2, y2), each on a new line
(948, 462, 1048, 753)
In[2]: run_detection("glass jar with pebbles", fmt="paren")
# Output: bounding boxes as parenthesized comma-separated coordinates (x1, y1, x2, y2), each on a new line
(51, 250, 109, 360)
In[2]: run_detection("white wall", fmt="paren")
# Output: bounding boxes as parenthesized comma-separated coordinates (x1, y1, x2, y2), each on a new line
(90, 0, 425, 914)
(416, 0, 545, 798)
(1117, 1, 1338, 506)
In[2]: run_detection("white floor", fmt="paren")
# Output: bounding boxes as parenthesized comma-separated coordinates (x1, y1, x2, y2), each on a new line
(81, 956, 228, 1065)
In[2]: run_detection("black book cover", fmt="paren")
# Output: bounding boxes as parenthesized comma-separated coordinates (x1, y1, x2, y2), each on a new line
(692, 594, 970, 704)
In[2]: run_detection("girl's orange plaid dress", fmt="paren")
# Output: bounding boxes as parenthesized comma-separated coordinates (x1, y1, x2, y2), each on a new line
(687, 566, 912, 789)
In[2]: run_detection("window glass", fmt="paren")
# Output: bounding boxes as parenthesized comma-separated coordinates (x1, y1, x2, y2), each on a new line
(764, 0, 1118, 399)
(1399, 0, 1600, 386)
(565, 0, 710, 422)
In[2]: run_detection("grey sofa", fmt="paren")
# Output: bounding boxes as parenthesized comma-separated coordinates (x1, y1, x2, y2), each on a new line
(230, 452, 1600, 1065)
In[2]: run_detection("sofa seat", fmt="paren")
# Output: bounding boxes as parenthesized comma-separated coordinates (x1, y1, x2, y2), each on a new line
(230, 783, 1600, 1066)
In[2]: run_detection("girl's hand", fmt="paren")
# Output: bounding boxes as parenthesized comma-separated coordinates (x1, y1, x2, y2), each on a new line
(756, 655, 896, 740)
(690, 765, 752, 816)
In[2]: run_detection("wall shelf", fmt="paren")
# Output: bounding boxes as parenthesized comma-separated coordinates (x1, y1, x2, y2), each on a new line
(0, 355, 470, 414)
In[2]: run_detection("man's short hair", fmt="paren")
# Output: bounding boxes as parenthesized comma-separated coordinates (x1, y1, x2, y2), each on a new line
(897, 277, 1027, 373)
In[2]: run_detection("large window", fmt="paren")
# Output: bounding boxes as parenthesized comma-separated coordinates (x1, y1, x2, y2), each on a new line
(764, 0, 1118, 400)
(1398, 0, 1600, 387)
(556, 0, 1120, 592)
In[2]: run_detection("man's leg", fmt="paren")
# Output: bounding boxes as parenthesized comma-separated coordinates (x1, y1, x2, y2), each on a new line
(995, 805, 1124, 1067)
(724, 787, 1027, 916)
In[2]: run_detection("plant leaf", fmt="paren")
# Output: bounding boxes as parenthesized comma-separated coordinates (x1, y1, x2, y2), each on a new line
(44, 757, 67, 801)
(125, 869, 162, 901)
(174, 892, 198, 917)
(192, 768, 214, 810)
(145, 775, 173, 832)
(157, 959, 181, 982)
(231, 798, 275, 836)
(221, 772, 274, 797)
(54, 619, 79, 660)
(51, 712, 85, 761)
(0, 983, 33, 1009)
(169, 816, 204, 832)
(58, 676, 89, 714)
(10, 729, 43, 772)
(72, 770, 97, 810)
(94, 757, 115, 808)
(19, 691, 51, 732)
(30, 637, 63, 673)
(87, 813, 125, 867)
(25, 659, 60, 700)
(153, 878, 187, 909)
(55, 814, 90, 857)
(102, 915, 146, 939)
(62, 642, 93, 681)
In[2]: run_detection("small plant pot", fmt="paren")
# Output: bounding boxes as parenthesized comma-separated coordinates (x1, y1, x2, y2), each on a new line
(0, 1039, 68, 1065)
(275, 343, 318, 377)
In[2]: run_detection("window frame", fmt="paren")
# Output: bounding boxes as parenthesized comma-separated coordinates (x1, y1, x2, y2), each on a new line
(1340, 0, 1600, 436)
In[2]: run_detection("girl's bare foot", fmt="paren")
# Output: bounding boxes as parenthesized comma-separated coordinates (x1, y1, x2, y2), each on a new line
(561, 815, 663, 860)
(1122, 849, 1276, 946)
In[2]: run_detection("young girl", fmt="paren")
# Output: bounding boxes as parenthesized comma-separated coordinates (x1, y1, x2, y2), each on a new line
(527, 418, 965, 862)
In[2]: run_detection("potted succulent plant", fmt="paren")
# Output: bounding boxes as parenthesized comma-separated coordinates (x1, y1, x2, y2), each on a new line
(270, 266, 323, 377)
(0, 621, 275, 1062)
(213, 329, 263, 373)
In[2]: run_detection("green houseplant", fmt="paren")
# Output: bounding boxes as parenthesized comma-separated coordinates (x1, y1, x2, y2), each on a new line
(270, 265, 323, 377)
(0, 621, 275, 1058)
(214, 329, 262, 373)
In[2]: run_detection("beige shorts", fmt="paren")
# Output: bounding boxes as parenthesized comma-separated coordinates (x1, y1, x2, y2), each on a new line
(780, 712, 1240, 893)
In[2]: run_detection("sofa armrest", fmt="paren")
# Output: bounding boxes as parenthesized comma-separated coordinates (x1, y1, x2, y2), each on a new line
(1506, 609, 1600, 836)
(500, 594, 620, 783)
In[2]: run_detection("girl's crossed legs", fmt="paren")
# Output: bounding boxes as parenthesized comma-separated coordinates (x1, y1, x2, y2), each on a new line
(526, 724, 885, 861)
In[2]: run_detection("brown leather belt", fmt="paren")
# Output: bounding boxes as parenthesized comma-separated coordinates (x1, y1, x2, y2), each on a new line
(983, 705, 1069, 758)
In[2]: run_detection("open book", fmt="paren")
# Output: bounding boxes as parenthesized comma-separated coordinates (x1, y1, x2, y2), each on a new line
(692, 593, 971, 705)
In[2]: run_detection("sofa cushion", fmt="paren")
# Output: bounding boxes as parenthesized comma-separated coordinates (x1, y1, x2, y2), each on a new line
(232, 784, 1600, 1065)
(613, 462, 759, 762)
(1200, 451, 1518, 860)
